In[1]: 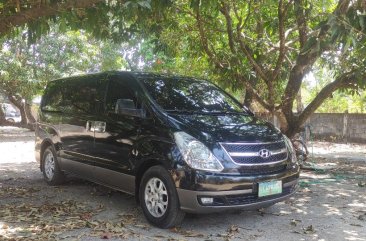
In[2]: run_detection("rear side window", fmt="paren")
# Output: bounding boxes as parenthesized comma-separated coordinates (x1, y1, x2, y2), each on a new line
(42, 75, 107, 114)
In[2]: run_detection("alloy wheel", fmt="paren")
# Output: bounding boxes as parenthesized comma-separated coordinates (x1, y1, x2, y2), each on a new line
(44, 152, 55, 180)
(144, 177, 168, 218)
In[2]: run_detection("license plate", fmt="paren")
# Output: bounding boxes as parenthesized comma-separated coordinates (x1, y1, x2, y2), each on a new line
(258, 180, 282, 197)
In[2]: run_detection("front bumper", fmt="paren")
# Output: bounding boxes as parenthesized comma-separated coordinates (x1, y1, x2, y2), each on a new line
(176, 172, 299, 213)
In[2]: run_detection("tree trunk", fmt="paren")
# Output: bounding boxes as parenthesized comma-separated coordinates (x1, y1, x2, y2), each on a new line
(25, 101, 36, 124)
(243, 89, 253, 109)
(274, 111, 288, 133)
(0, 106, 6, 125)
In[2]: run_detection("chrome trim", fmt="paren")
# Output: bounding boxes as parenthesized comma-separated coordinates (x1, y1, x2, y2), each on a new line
(228, 152, 258, 157)
(271, 148, 288, 155)
(220, 140, 284, 145)
(219, 143, 289, 166)
(228, 148, 287, 157)
(229, 159, 288, 166)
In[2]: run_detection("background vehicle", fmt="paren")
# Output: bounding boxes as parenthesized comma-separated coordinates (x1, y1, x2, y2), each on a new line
(35, 71, 300, 228)
(1, 103, 21, 122)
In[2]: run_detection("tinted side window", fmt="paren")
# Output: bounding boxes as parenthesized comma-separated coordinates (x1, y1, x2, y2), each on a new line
(42, 75, 107, 114)
(41, 80, 64, 112)
(105, 77, 139, 113)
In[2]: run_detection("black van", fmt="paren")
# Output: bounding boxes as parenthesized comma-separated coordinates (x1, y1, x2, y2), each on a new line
(35, 71, 300, 228)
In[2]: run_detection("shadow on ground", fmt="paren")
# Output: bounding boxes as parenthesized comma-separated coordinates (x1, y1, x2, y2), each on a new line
(0, 128, 365, 240)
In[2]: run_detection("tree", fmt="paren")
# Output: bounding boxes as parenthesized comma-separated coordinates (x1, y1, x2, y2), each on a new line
(0, 29, 128, 128)
(0, 0, 171, 42)
(143, 0, 366, 137)
(1, 0, 366, 137)
(0, 1, 117, 36)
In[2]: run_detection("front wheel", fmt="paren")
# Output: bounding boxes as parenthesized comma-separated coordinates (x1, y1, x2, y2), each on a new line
(139, 166, 185, 228)
(42, 146, 65, 185)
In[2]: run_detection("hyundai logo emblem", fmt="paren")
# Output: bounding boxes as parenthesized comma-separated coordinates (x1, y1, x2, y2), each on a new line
(258, 149, 271, 158)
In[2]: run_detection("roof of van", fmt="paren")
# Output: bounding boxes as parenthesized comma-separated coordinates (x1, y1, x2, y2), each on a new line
(50, 71, 203, 82)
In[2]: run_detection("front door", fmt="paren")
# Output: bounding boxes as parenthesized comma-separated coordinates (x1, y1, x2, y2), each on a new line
(92, 74, 143, 194)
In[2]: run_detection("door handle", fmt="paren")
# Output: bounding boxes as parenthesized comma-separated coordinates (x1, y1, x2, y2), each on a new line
(86, 121, 106, 133)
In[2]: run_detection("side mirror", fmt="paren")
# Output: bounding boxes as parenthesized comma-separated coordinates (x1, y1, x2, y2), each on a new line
(115, 99, 146, 118)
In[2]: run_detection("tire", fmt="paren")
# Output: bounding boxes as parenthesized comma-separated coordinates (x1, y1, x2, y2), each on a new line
(42, 146, 65, 185)
(139, 166, 185, 228)
(7, 118, 14, 123)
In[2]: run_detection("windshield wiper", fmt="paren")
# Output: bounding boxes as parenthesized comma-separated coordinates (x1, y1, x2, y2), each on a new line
(208, 111, 248, 115)
(165, 109, 200, 115)
(165, 110, 248, 115)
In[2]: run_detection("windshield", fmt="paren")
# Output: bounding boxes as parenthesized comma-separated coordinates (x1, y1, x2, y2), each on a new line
(140, 76, 246, 114)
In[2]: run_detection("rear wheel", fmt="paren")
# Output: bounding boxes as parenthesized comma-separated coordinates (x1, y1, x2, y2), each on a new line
(139, 166, 185, 228)
(42, 146, 65, 185)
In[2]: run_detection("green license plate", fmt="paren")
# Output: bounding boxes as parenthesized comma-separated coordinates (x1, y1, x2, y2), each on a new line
(258, 180, 282, 197)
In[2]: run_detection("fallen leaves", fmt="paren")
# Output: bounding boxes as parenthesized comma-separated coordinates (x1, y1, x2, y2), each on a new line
(169, 227, 205, 238)
(215, 225, 241, 240)
(0, 200, 103, 240)
(357, 181, 366, 187)
(90, 220, 138, 239)
(290, 219, 301, 227)
(100, 232, 112, 239)
(304, 225, 315, 234)
(358, 213, 366, 221)
(0, 186, 40, 198)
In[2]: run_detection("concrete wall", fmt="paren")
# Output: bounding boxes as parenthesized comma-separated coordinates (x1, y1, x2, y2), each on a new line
(257, 113, 366, 143)
(305, 113, 366, 143)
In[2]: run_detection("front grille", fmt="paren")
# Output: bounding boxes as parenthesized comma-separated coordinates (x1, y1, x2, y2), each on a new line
(232, 152, 288, 165)
(222, 142, 286, 153)
(220, 141, 288, 166)
(238, 164, 287, 175)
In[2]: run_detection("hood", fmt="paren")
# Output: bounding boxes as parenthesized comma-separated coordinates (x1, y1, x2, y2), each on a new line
(169, 113, 283, 143)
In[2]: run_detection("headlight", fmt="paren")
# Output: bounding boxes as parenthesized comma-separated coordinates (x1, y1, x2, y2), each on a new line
(174, 132, 224, 172)
(283, 135, 297, 164)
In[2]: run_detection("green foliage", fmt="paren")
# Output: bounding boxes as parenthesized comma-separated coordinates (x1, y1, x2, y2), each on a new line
(1, 0, 366, 133)
(140, 1, 366, 113)
(0, 0, 173, 43)
(303, 66, 366, 113)
(0, 29, 128, 101)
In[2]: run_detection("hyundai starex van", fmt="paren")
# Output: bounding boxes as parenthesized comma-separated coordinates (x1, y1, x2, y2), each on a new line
(35, 71, 300, 228)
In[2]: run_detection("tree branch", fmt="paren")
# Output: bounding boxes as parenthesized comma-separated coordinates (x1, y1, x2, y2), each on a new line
(220, 1, 236, 54)
(271, 0, 287, 82)
(281, 0, 351, 123)
(237, 33, 269, 82)
(297, 70, 361, 127)
(294, 0, 308, 48)
(0, 0, 104, 36)
(238, 75, 272, 110)
(195, 10, 220, 67)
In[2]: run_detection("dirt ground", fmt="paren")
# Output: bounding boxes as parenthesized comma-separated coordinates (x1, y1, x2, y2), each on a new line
(0, 127, 365, 241)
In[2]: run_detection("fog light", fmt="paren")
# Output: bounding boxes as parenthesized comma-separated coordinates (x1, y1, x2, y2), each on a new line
(200, 197, 214, 204)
